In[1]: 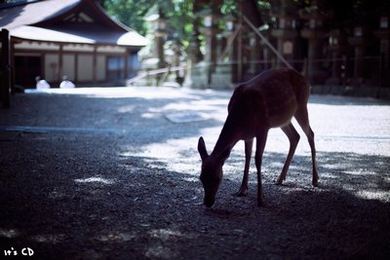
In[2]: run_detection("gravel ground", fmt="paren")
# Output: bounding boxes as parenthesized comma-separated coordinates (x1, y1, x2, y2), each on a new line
(0, 87, 389, 259)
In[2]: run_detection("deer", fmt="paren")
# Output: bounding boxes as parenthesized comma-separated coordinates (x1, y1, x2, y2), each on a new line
(197, 68, 318, 207)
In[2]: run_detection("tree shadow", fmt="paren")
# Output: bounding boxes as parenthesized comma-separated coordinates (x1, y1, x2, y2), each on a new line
(1, 89, 389, 259)
(1, 133, 389, 259)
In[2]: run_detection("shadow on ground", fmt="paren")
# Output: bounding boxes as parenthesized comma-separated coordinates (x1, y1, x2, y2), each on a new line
(0, 131, 389, 259)
(0, 89, 229, 145)
(1, 89, 389, 259)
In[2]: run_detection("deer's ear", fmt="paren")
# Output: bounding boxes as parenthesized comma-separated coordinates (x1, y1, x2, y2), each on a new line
(198, 136, 209, 161)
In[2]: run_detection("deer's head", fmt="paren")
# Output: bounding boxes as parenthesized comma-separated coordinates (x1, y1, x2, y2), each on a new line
(198, 136, 222, 207)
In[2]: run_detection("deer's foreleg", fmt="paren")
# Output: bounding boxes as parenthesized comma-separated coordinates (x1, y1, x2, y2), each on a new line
(236, 138, 254, 196)
(255, 130, 268, 207)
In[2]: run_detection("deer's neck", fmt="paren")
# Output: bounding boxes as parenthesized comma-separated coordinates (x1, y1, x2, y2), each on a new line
(210, 118, 239, 163)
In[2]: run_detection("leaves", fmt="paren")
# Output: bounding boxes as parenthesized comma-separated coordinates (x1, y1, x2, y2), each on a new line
(102, 0, 155, 35)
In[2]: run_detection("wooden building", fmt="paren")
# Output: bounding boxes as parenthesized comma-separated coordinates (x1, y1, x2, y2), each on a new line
(0, 0, 147, 88)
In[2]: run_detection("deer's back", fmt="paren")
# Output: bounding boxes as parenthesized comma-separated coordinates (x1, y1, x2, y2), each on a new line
(228, 68, 308, 130)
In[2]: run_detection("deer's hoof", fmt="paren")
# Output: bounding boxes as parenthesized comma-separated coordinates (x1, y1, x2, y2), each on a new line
(312, 179, 319, 187)
(276, 178, 284, 185)
(233, 190, 248, 197)
(233, 186, 248, 197)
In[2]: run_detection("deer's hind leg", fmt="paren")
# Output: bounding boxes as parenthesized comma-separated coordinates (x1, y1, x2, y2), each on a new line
(236, 138, 254, 196)
(294, 105, 319, 186)
(276, 123, 300, 185)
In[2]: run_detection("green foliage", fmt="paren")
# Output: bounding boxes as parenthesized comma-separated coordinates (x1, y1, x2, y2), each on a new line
(257, 1, 271, 10)
(160, 0, 195, 42)
(220, 0, 235, 14)
(101, 0, 155, 35)
(101, 0, 195, 45)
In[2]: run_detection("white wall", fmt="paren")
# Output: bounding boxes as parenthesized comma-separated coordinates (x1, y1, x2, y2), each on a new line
(14, 41, 136, 84)
(77, 54, 93, 81)
(62, 54, 75, 81)
(97, 55, 106, 81)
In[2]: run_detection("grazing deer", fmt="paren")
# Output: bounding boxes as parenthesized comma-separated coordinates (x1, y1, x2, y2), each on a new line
(198, 68, 318, 207)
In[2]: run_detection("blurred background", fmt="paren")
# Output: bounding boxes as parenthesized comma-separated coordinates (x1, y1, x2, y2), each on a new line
(102, 0, 390, 97)
(1, 0, 390, 101)
(1, 2, 390, 258)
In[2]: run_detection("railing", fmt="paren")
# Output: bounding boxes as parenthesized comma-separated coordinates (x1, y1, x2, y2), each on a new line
(126, 65, 186, 86)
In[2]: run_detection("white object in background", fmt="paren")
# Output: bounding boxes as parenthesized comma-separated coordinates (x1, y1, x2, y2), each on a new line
(35, 76, 50, 89)
(60, 80, 75, 88)
(59, 76, 75, 88)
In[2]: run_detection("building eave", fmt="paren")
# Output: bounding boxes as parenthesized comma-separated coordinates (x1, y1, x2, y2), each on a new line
(10, 25, 148, 47)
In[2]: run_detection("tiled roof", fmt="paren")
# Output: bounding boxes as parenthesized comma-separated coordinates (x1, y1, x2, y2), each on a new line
(0, 0, 147, 47)
(0, 0, 80, 29)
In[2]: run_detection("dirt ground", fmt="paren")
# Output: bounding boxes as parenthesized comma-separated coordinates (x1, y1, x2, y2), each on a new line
(0, 87, 389, 259)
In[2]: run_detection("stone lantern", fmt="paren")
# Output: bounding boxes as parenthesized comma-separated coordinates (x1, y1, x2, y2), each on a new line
(147, 8, 167, 69)
(186, 4, 221, 89)
(199, 7, 220, 87)
(209, 12, 237, 89)
(222, 13, 236, 59)
(201, 9, 218, 73)
(225, 14, 235, 32)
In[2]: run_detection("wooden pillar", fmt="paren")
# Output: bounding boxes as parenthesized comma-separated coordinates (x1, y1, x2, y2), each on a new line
(124, 49, 128, 79)
(75, 53, 79, 83)
(58, 43, 63, 83)
(154, 8, 167, 69)
(203, 2, 221, 86)
(1, 29, 11, 108)
(93, 45, 97, 83)
(10, 38, 15, 94)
